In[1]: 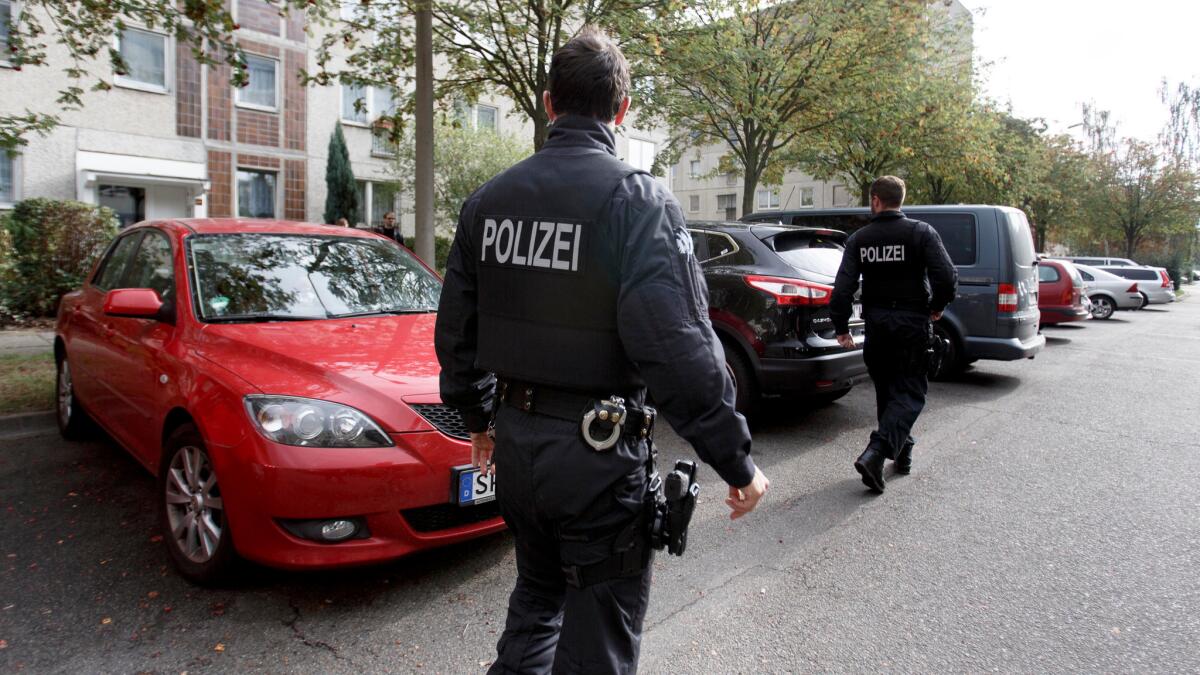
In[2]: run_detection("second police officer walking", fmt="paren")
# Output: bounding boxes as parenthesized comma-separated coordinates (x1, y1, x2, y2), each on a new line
(830, 176, 958, 493)
(434, 28, 770, 674)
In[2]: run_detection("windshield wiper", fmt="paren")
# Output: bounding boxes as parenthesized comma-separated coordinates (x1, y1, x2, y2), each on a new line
(329, 308, 436, 319)
(205, 314, 327, 323)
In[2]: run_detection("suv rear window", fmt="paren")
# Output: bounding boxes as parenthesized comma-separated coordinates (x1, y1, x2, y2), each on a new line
(918, 213, 977, 266)
(1106, 267, 1158, 281)
(790, 214, 872, 234)
(1005, 211, 1037, 266)
(770, 231, 843, 277)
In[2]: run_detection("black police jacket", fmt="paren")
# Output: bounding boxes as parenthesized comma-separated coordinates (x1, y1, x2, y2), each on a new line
(829, 210, 958, 334)
(434, 115, 756, 488)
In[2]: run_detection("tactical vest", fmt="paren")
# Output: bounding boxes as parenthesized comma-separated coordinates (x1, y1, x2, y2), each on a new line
(854, 215, 932, 310)
(470, 149, 648, 393)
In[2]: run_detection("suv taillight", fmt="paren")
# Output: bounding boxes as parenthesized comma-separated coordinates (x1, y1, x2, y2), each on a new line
(1160, 270, 1170, 288)
(744, 275, 832, 306)
(998, 283, 1018, 312)
(1126, 283, 1139, 293)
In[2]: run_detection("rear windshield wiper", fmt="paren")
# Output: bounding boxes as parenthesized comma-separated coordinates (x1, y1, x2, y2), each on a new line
(329, 308, 437, 319)
(204, 314, 327, 323)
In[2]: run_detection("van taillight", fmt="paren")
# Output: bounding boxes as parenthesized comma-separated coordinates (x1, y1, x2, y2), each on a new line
(1160, 270, 1170, 288)
(1126, 283, 1139, 293)
(744, 275, 833, 306)
(998, 283, 1018, 312)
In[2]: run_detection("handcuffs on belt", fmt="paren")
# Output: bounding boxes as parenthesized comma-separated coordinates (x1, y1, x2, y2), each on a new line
(580, 396, 657, 449)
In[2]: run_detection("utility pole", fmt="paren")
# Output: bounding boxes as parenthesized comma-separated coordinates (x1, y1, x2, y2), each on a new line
(414, 1, 435, 266)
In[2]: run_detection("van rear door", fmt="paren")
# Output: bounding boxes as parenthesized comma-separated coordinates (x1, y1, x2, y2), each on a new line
(1000, 209, 1040, 342)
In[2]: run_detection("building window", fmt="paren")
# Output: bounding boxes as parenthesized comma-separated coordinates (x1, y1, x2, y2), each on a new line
(717, 193, 737, 220)
(688, 194, 700, 212)
(756, 188, 780, 210)
(371, 127, 398, 157)
(627, 138, 656, 174)
(98, 185, 146, 228)
(832, 185, 850, 207)
(1, 1, 15, 66)
(689, 160, 701, 179)
(0, 152, 16, 204)
(371, 182, 399, 227)
(237, 169, 276, 218)
(725, 172, 737, 186)
(343, 84, 398, 125)
(236, 54, 278, 111)
(114, 27, 168, 92)
(456, 101, 500, 132)
(799, 186, 815, 207)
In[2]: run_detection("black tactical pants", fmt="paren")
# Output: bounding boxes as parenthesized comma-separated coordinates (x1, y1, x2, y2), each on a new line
(862, 308, 930, 460)
(487, 405, 653, 675)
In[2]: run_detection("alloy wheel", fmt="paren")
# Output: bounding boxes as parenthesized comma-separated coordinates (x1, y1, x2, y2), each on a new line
(164, 445, 225, 564)
(57, 361, 73, 428)
(1092, 296, 1114, 320)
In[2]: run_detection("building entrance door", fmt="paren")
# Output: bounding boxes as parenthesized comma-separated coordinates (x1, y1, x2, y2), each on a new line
(99, 185, 146, 228)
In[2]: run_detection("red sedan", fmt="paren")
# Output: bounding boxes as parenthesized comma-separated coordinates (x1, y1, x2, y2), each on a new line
(1037, 258, 1090, 325)
(54, 219, 504, 582)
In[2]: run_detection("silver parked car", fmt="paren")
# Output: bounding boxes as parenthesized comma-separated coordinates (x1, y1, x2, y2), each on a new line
(1063, 256, 1139, 267)
(1071, 263, 1145, 319)
(1097, 265, 1175, 306)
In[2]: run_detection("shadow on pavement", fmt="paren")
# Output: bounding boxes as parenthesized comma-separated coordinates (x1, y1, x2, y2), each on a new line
(932, 369, 1022, 399)
(1044, 335, 1073, 345)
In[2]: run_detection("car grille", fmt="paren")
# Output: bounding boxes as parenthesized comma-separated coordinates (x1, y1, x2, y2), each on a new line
(410, 404, 470, 440)
(402, 502, 502, 533)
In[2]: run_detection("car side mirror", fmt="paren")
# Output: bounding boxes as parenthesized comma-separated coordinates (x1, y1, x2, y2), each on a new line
(104, 289, 166, 321)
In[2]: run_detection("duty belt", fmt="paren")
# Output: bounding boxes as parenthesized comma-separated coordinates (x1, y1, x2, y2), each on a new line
(864, 299, 930, 312)
(497, 379, 657, 450)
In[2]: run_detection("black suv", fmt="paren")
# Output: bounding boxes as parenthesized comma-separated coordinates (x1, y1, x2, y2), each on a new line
(688, 221, 867, 414)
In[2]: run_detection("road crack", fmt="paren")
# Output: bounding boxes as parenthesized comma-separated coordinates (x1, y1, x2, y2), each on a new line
(284, 599, 350, 663)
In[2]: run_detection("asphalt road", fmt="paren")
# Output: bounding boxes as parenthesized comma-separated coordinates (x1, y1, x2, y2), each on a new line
(2, 299, 1198, 673)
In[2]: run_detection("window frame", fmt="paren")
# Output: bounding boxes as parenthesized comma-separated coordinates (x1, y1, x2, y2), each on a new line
(342, 83, 399, 127)
(798, 186, 815, 208)
(689, 160, 701, 179)
(123, 227, 177, 303)
(112, 25, 171, 94)
(756, 187, 780, 211)
(474, 103, 499, 131)
(696, 231, 740, 264)
(235, 53, 280, 112)
(687, 194, 700, 213)
(0, 151, 18, 206)
(236, 168, 279, 219)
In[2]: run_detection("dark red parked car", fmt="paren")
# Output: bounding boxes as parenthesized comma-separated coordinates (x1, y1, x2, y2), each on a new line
(54, 219, 504, 582)
(1037, 258, 1089, 325)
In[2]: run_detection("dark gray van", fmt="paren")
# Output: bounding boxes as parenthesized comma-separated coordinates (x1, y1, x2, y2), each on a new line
(741, 205, 1044, 376)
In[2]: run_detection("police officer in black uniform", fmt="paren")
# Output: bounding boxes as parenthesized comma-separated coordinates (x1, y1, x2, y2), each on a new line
(830, 176, 957, 494)
(434, 28, 770, 674)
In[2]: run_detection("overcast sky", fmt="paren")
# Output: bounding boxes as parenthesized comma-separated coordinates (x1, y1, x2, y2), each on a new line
(964, 0, 1200, 143)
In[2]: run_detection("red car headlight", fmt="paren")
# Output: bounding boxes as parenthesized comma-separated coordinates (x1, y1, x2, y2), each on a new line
(244, 396, 393, 448)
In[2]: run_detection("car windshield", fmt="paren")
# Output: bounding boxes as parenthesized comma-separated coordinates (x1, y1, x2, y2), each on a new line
(187, 233, 441, 321)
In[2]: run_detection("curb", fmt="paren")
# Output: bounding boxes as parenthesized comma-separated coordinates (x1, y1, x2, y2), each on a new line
(0, 411, 57, 441)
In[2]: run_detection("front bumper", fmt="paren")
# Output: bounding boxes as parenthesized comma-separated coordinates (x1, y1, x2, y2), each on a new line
(214, 429, 506, 570)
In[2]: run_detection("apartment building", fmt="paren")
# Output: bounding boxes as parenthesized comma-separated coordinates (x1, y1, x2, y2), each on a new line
(0, 1, 666, 238)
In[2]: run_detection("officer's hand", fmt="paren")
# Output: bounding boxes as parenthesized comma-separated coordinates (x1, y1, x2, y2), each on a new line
(726, 466, 770, 520)
(835, 333, 855, 350)
(469, 431, 495, 476)
(930, 310, 943, 321)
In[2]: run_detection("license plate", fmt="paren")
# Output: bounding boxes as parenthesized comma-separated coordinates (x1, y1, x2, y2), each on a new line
(452, 465, 496, 506)
(852, 303, 862, 320)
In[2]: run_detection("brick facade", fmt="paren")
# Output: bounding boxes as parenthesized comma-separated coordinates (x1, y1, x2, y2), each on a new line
(286, 9, 306, 43)
(207, 151, 233, 217)
(284, 160, 306, 220)
(237, 109, 280, 147)
(238, 154, 281, 170)
(176, 44, 202, 138)
(238, 0, 280, 36)
(284, 50, 306, 151)
(207, 63, 232, 142)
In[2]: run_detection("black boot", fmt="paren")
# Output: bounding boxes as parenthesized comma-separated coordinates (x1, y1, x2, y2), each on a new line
(895, 441, 913, 475)
(854, 447, 886, 494)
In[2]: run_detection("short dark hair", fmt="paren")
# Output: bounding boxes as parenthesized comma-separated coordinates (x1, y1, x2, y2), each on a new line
(547, 26, 629, 122)
(870, 176, 906, 208)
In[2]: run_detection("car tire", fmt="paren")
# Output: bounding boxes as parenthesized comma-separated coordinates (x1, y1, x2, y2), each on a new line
(1139, 292, 1150, 309)
(55, 353, 93, 441)
(159, 424, 238, 585)
(929, 322, 964, 381)
(1089, 295, 1115, 320)
(724, 346, 759, 417)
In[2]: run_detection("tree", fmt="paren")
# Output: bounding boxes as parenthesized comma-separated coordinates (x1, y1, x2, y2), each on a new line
(312, 0, 655, 151)
(394, 118, 532, 226)
(0, 0, 335, 151)
(632, 0, 927, 218)
(323, 125, 358, 225)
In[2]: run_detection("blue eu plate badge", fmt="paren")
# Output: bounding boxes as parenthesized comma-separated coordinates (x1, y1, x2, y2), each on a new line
(452, 465, 497, 506)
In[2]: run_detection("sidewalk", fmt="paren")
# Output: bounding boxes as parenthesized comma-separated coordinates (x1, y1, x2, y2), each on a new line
(0, 329, 55, 357)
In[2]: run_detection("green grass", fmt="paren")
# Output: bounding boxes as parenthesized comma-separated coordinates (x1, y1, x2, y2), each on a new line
(0, 352, 55, 415)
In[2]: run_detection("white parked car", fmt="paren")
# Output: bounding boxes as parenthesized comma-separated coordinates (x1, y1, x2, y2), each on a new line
(1097, 265, 1176, 306)
(1071, 263, 1145, 319)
